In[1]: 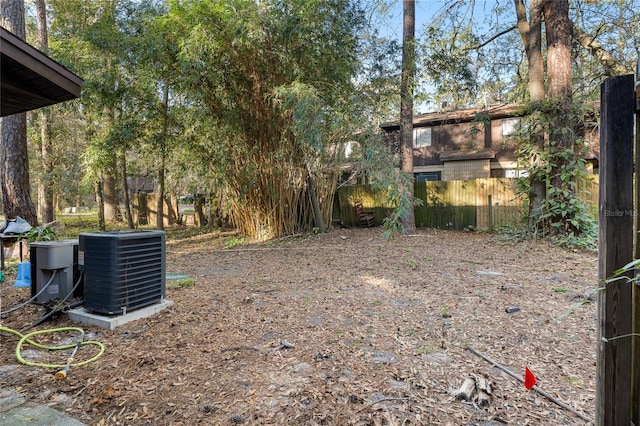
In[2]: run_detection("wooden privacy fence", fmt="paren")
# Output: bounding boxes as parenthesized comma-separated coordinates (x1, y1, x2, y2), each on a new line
(132, 192, 179, 227)
(336, 176, 599, 230)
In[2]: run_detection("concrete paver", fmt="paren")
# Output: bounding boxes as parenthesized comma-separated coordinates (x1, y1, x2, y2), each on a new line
(0, 389, 85, 426)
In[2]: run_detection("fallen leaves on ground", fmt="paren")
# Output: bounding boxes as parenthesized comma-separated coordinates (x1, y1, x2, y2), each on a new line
(0, 228, 597, 425)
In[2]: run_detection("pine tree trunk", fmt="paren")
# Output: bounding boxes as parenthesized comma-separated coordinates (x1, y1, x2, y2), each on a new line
(37, 111, 55, 223)
(515, 0, 546, 228)
(156, 84, 169, 231)
(35, 0, 54, 224)
(307, 173, 325, 233)
(95, 180, 105, 231)
(544, 1, 573, 106)
(103, 170, 120, 223)
(1, 114, 38, 225)
(399, 0, 416, 234)
(120, 149, 134, 229)
(543, 0, 575, 233)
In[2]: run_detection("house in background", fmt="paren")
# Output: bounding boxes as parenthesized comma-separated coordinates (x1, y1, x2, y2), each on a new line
(381, 103, 599, 182)
(335, 104, 600, 229)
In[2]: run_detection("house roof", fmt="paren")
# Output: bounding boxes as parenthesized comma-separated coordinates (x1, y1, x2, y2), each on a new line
(439, 148, 496, 162)
(381, 104, 524, 130)
(1, 26, 83, 117)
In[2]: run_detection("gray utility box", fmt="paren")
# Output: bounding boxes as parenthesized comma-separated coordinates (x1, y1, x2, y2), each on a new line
(30, 240, 78, 303)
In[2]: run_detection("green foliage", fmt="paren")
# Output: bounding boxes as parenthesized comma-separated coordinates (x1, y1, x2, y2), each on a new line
(224, 237, 248, 248)
(378, 172, 424, 239)
(159, 0, 369, 238)
(513, 100, 597, 249)
(421, 23, 477, 108)
(354, 30, 402, 122)
(169, 278, 196, 289)
(23, 0, 640, 242)
(415, 1, 638, 110)
(415, 344, 436, 355)
(613, 258, 640, 278)
(20, 226, 57, 244)
(417, 1, 527, 109)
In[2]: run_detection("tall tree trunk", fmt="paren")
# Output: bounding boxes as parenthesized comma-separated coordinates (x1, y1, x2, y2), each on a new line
(120, 149, 134, 229)
(157, 84, 169, 230)
(156, 170, 165, 229)
(0, 0, 38, 226)
(193, 194, 206, 227)
(399, 0, 416, 234)
(515, 0, 546, 228)
(37, 112, 55, 224)
(35, 0, 54, 224)
(543, 0, 574, 233)
(95, 180, 105, 231)
(307, 173, 325, 233)
(34, 0, 47, 51)
(0, 116, 37, 225)
(544, 1, 573, 105)
(102, 108, 120, 223)
(103, 169, 120, 223)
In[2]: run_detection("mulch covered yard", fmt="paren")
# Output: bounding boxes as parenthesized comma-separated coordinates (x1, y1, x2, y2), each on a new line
(1, 228, 598, 425)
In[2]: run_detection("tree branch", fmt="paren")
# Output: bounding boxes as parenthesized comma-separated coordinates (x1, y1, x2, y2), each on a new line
(569, 22, 631, 77)
(467, 346, 593, 423)
(464, 25, 518, 51)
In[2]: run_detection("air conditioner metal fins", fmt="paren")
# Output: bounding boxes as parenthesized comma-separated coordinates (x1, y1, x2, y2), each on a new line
(79, 230, 166, 315)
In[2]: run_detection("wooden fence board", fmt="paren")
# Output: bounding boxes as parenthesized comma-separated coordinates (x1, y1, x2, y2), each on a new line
(335, 177, 598, 230)
(132, 193, 178, 227)
(476, 178, 523, 229)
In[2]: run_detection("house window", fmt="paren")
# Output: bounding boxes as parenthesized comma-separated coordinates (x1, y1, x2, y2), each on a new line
(342, 141, 356, 159)
(415, 172, 441, 182)
(505, 169, 529, 178)
(502, 118, 522, 136)
(413, 127, 432, 148)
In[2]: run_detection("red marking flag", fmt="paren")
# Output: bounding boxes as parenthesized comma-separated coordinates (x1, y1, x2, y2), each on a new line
(524, 366, 537, 390)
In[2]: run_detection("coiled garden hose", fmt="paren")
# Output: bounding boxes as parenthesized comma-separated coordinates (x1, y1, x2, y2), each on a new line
(0, 325, 105, 378)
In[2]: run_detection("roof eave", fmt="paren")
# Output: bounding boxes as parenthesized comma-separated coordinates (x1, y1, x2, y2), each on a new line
(1, 26, 83, 116)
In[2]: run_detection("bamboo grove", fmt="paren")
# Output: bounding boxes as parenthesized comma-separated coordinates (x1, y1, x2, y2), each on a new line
(161, 0, 367, 238)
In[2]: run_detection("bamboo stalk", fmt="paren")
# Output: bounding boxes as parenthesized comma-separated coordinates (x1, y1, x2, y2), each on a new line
(466, 346, 592, 423)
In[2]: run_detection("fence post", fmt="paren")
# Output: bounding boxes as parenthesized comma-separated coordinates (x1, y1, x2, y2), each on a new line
(633, 58, 640, 426)
(597, 74, 635, 425)
(487, 195, 493, 232)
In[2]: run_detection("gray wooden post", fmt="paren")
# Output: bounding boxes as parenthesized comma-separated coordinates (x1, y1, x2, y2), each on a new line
(597, 74, 635, 425)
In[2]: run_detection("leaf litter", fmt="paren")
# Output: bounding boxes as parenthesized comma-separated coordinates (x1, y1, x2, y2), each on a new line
(0, 228, 597, 425)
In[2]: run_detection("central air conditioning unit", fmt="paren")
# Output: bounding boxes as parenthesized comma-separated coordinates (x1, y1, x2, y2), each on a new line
(79, 230, 166, 315)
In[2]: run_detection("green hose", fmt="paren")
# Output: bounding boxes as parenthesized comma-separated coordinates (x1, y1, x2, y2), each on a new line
(0, 326, 105, 377)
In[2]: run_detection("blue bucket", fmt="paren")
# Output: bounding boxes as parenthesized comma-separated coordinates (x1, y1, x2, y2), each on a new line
(14, 261, 31, 288)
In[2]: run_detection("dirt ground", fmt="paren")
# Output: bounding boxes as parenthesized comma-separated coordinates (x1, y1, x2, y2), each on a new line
(1, 227, 598, 425)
